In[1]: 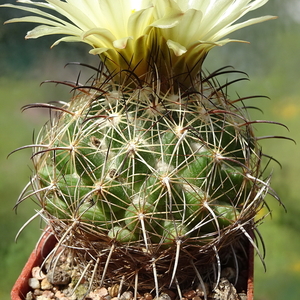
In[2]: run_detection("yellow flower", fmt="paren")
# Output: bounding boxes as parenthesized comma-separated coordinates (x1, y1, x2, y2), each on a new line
(2, 0, 154, 82)
(151, 0, 276, 88)
(2, 0, 275, 88)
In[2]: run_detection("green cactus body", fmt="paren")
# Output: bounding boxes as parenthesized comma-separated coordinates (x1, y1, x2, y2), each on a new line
(25, 67, 272, 294)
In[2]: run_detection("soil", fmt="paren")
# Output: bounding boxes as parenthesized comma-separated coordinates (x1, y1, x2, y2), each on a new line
(12, 231, 253, 300)
(24, 250, 250, 300)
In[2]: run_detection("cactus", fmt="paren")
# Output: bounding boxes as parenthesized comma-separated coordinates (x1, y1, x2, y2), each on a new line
(17, 66, 273, 297)
(2, 0, 288, 299)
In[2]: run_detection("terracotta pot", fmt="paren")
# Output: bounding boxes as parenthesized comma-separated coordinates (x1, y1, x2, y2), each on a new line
(11, 231, 57, 300)
(247, 237, 255, 300)
(11, 231, 254, 300)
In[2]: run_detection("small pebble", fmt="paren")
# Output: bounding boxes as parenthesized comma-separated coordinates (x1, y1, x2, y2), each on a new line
(54, 290, 69, 300)
(47, 268, 71, 285)
(183, 290, 196, 299)
(120, 291, 133, 300)
(43, 290, 55, 298)
(34, 289, 43, 296)
(157, 293, 171, 300)
(89, 287, 112, 300)
(25, 291, 34, 300)
(144, 292, 153, 300)
(36, 296, 48, 300)
(163, 290, 176, 300)
(36, 290, 54, 299)
(54, 291, 65, 298)
(28, 278, 40, 289)
(41, 277, 53, 290)
(238, 293, 247, 300)
(108, 284, 120, 297)
(95, 287, 109, 297)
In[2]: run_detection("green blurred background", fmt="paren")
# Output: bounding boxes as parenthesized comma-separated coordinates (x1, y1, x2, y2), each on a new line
(0, 1, 299, 299)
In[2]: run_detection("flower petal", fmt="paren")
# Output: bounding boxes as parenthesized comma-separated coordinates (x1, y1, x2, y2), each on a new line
(26, 24, 79, 39)
(52, 35, 88, 47)
(82, 27, 116, 48)
(212, 15, 277, 42)
(113, 37, 133, 49)
(166, 40, 187, 56)
(128, 6, 154, 38)
(2, 3, 70, 26)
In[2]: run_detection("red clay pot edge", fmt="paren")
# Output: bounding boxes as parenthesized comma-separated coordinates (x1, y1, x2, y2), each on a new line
(247, 232, 255, 300)
(11, 231, 57, 300)
(11, 231, 254, 300)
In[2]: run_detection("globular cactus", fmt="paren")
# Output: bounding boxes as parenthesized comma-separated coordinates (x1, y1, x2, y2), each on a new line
(19, 66, 270, 295)
(2, 0, 287, 299)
